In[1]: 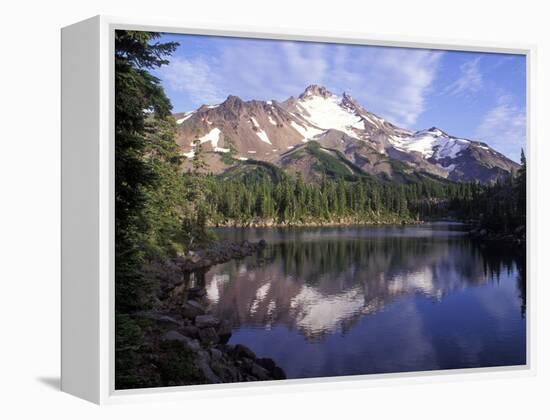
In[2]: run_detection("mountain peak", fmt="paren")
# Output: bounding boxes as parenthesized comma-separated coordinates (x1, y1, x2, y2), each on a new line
(299, 84, 334, 99)
(341, 92, 362, 110)
(417, 126, 449, 137)
(223, 94, 244, 105)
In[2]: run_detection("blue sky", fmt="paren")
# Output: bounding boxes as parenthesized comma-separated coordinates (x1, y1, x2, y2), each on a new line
(154, 33, 526, 162)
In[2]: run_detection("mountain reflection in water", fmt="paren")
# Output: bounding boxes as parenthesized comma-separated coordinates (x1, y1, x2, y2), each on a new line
(196, 224, 526, 378)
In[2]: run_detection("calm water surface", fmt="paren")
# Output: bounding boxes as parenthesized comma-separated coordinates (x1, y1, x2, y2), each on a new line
(201, 224, 526, 378)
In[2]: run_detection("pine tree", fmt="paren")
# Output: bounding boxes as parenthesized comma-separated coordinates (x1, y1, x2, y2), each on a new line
(115, 30, 178, 312)
(516, 148, 527, 225)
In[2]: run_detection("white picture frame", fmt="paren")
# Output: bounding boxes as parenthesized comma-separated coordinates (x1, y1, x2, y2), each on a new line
(61, 15, 535, 404)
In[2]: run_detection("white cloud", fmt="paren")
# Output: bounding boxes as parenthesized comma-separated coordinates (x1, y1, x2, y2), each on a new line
(160, 56, 225, 106)
(443, 57, 483, 97)
(339, 48, 443, 126)
(475, 94, 526, 162)
(159, 39, 443, 127)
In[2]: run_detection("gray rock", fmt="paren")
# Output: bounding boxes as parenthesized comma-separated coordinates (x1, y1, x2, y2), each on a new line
(210, 360, 239, 381)
(217, 319, 233, 344)
(256, 357, 276, 372)
(271, 366, 286, 380)
(233, 344, 257, 360)
(160, 331, 201, 352)
(249, 363, 270, 380)
(156, 315, 182, 328)
(161, 330, 186, 342)
(196, 352, 220, 383)
(197, 349, 211, 363)
(195, 314, 220, 329)
(181, 300, 206, 319)
(198, 327, 219, 345)
(209, 348, 223, 361)
(178, 325, 200, 339)
(240, 357, 255, 371)
(137, 311, 181, 326)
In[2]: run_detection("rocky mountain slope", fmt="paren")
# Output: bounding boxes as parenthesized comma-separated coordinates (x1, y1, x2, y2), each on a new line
(173, 84, 519, 183)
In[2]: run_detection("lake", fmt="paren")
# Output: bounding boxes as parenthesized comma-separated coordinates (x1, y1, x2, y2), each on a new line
(203, 223, 526, 379)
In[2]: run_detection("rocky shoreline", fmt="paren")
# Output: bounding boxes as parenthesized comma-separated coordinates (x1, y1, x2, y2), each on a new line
(210, 218, 423, 228)
(119, 239, 285, 389)
(175, 239, 267, 271)
(137, 305, 286, 385)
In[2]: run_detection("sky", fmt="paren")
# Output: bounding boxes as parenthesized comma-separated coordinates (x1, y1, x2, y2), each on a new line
(154, 33, 526, 162)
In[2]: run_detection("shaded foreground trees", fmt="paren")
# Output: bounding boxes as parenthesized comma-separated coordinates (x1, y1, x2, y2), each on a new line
(115, 30, 180, 312)
(115, 30, 210, 388)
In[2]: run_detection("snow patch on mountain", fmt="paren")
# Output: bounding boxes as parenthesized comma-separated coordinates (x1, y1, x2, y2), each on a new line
(256, 129, 271, 144)
(250, 117, 260, 128)
(250, 117, 272, 144)
(290, 121, 324, 142)
(390, 128, 470, 160)
(183, 127, 228, 157)
(198, 128, 222, 148)
(296, 93, 363, 139)
(176, 112, 194, 124)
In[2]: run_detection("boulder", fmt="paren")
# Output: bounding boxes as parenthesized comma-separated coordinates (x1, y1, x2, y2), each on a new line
(156, 315, 182, 328)
(271, 366, 286, 380)
(239, 357, 255, 371)
(196, 352, 220, 383)
(161, 330, 186, 342)
(249, 362, 270, 380)
(233, 344, 257, 360)
(256, 357, 277, 372)
(137, 311, 181, 327)
(210, 360, 240, 382)
(161, 331, 201, 352)
(195, 314, 220, 329)
(198, 327, 219, 345)
(209, 347, 223, 361)
(178, 325, 200, 339)
(217, 319, 233, 344)
(181, 300, 206, 319)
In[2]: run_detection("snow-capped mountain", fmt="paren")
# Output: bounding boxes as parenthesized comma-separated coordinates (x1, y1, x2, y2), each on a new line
(173, 84, 519, 183)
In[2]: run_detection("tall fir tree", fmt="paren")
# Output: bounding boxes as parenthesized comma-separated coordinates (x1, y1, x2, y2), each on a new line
(115, 30, 178, 311)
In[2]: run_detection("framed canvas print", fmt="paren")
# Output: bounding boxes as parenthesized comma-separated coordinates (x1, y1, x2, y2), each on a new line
(61, 16, 533, 404)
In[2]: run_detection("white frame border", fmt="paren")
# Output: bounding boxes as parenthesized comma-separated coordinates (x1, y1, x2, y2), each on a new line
(91, 15, 535, 404)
